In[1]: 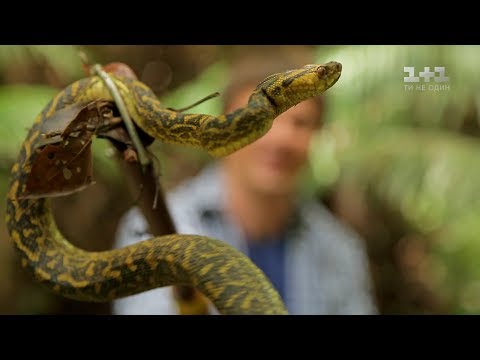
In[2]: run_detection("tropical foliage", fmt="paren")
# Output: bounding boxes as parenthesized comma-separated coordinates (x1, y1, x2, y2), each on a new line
(310, 45, 480, 313)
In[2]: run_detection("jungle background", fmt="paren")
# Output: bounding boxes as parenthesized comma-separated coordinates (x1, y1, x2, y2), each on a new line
(0, 45, 479, 315)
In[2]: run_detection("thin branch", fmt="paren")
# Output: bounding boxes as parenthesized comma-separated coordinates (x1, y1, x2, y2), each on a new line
(167, 92, 220, 112)
(92, 64, 151, 171)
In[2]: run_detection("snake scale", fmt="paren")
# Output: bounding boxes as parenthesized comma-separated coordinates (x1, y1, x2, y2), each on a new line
(5, 61, 342, 314)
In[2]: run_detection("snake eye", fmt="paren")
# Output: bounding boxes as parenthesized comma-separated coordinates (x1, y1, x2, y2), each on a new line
(316, 66, 327, 77)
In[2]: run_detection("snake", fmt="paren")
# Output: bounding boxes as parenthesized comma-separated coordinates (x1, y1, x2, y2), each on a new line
(5, 60, 342, 315)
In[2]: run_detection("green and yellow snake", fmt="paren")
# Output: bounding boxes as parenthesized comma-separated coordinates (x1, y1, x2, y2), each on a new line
(5, 61, 342, 314)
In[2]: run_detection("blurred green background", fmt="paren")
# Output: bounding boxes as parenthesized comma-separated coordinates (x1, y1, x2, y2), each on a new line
(1, 45, 479, 314)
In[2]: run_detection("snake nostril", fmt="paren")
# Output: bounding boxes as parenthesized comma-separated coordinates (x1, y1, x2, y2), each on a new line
(316, 66, 326, 77)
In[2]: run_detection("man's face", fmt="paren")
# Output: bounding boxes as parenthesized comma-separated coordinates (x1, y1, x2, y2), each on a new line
(222, 83, 322, 196)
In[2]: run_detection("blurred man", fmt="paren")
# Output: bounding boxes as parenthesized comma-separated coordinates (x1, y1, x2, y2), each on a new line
(113, 49, 378, 315)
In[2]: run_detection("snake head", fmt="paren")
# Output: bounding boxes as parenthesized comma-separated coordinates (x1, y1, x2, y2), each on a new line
(258, 61, 342, 114)
(308, 61, 342, 89)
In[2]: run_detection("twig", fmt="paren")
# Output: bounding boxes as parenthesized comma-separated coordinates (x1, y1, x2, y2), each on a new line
(92, 64, 151, 171)
(167, 92, 220, 112)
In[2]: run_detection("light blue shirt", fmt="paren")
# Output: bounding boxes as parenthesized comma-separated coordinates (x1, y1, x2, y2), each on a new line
(113, 165, 378, 315)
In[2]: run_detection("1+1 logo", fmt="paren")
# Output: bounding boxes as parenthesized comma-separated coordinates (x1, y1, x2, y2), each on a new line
(404, 66, 450, 92)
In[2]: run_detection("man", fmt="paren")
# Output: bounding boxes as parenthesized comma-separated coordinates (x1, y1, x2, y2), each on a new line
(113, 50, 378, 315)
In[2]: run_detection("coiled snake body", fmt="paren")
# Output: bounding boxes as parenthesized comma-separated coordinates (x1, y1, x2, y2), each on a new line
(6, 61, 342, 314)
